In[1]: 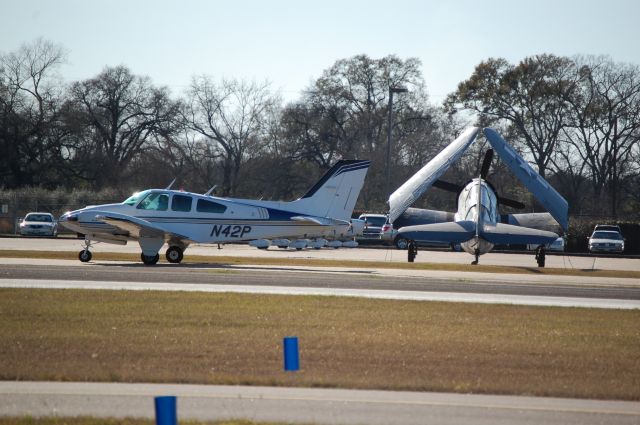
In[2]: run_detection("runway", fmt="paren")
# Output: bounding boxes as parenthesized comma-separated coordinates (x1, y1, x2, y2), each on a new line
(4, 236, 640, 271)
(1, 261, 639, 309)
(2, 382, 639, 425)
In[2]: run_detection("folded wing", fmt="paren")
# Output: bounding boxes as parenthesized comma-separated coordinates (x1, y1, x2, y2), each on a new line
(483, 128, 569, 231)
(388, 127, 480, 223)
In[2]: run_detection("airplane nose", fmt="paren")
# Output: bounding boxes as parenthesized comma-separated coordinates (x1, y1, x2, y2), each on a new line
(59, 212, 78, 222)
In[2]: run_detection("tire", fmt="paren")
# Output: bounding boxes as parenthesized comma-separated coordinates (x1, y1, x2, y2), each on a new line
(141, 253, 160, 265)
(395, 237, 409, 250)
(165, 246, 184, 264)
(78, 250, 92, 262)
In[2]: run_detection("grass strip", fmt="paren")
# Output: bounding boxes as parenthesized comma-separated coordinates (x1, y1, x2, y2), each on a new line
(1, 288, 639, 400)
(0, 249, 639, 279)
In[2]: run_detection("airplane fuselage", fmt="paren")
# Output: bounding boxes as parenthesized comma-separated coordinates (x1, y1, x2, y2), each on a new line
(454, 178, 498, 256)
(60, 189, 351, 245)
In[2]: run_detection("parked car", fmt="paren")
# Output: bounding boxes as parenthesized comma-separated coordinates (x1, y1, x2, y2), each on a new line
(358, 213, 388, 240)
(19, 212, 58, 237)
(527, 236, 565, 252)
(594, 224, 623, 234)
(588, 230, 624, 253)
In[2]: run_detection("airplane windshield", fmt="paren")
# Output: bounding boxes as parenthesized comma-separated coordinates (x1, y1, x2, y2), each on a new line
(123, 190, 150, 206)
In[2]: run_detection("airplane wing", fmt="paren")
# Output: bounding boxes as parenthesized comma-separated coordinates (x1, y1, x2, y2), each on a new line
(480, 223, 558, 245)
(95, 212, 192, 242)
(483, 128, 569, 231)
(388, 127, 479, 223)
(396, 221, 476, 243)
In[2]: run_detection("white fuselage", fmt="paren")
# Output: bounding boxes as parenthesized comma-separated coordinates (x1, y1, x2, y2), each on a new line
(59, 189, 350, 245)
(454, 178, 499, 256)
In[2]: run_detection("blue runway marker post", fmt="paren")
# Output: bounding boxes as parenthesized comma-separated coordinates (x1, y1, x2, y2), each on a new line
(154, 395, 177, 425)
(283, 336, 299, 371)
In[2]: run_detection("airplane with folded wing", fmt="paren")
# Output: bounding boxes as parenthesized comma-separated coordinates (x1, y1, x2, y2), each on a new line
(388, 127, 568, 266)
(59, 160, 370, 265)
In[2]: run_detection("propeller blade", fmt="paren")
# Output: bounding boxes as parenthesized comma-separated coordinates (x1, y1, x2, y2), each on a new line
(498, 196, 525, 210)
(480, 149, 494, 179)
(433, 179, 463, 193)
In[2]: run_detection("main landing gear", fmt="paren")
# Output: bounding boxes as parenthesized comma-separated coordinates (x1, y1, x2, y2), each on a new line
(535, 245, 546, 268)
(407, 241, 418, 263)
(141, 253, 160, 265)
(165, 246, 184, 264)
(141, 246, 184, 265)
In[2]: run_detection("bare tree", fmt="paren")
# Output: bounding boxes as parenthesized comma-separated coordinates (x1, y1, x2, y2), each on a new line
(66, 65, 180, 186)
(0, 37, 67, 187)
(183, 77, 279, 196)
(563, 56, 640, 217)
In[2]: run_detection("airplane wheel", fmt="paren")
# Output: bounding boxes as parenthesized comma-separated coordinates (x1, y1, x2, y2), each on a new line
(165, 246, 184, 264)
(79, 250, 92, 262)
(141, 253, 159, 265)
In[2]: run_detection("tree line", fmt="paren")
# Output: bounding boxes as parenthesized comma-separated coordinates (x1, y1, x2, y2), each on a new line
(1, 38, 639, 218)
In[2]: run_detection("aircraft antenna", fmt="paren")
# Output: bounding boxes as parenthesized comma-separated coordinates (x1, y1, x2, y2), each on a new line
(204, 185, 217, 196)
(165, 178, 176, 190)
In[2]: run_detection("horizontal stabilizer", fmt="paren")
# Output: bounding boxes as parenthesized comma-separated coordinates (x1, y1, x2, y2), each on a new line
(397, 221, 476, 243)
(483, 128, 569, 231)
(388, 127, 479, 223)
(481, 223, 558, 245)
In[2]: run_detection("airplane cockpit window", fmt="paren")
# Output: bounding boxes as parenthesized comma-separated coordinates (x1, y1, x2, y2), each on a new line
(123, 190, 150, 206)
(136, 192, 169, 211)
(196, 199, 227, 214)
(172, 194, 192, 212)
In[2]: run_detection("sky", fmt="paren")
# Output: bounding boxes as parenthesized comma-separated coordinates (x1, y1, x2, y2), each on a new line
(2, 0, 640, 104)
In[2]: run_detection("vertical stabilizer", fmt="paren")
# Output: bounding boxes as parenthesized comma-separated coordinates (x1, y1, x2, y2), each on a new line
(291, 160, 370, 221)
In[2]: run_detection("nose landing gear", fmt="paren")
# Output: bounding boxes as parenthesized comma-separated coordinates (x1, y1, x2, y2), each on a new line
(78, 239, 94, 263)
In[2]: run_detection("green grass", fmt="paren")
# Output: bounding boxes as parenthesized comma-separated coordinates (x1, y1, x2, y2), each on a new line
(1, 249, 639, 279)
(1, 288, 639, 400)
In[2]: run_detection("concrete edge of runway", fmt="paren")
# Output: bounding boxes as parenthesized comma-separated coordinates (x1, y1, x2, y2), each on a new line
(2, 278, 639, 310)
(2, 381, 639, 422)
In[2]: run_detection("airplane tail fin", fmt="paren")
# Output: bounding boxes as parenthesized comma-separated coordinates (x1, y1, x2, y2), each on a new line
(290, 160, 371, 221)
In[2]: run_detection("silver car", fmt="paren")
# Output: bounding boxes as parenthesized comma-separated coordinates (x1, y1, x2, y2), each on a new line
(19, 212, 58, 237)
(588, 230, 624, 253)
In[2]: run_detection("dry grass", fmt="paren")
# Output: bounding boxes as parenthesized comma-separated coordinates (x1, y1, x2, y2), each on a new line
(1, 249, 639, 279)
(0, 418, 288, 425)
(1, 289, 639, 400)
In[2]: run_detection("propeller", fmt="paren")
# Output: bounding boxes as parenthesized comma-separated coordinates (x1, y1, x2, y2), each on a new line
(479, 149, 494, 179)
(432, 148, 525, 210)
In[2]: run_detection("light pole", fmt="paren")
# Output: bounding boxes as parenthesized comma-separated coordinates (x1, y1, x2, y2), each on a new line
(385, 86, 408, 200)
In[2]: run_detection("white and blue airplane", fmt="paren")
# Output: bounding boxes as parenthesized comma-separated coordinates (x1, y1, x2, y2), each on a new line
(388, 127, 568, 265)
(59, 160, 370, 265)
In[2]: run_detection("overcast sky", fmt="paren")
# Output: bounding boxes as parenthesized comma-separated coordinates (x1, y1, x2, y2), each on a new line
(2, 0, 639, 104)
